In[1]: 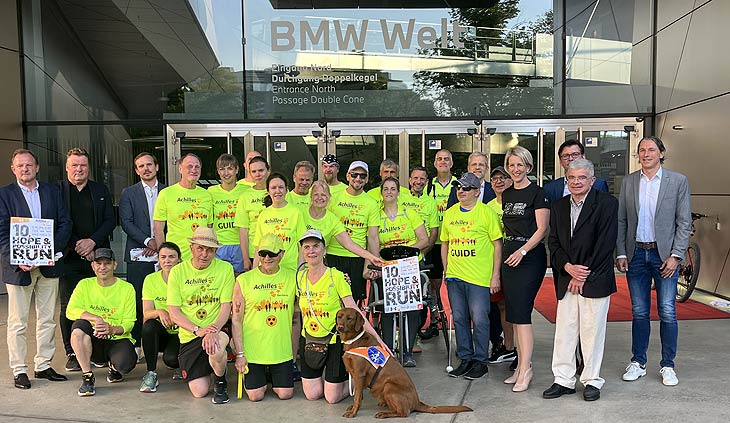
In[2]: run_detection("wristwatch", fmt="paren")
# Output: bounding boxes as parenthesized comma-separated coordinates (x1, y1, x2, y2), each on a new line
(192, 326, 200, 336)
(520, 249, 527, 256)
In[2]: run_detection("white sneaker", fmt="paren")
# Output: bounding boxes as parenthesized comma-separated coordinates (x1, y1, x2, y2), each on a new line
(622, 362, 647, 381)
(660, 367, 679, 386)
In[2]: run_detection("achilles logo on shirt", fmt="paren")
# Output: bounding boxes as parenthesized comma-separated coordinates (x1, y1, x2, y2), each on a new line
(176, 197, 201, 203)
(264, 217, 284, 224)
(184, 277, 209, 285)
(337, 201, 363, 212)
(89, 304, 111, 314)
(254, 283, 278, 290)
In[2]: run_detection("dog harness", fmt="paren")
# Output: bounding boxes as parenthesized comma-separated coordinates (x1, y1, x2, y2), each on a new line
(345, 345, 391, 389)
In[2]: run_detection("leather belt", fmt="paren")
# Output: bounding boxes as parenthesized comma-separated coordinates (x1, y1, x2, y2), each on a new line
(636, 241, 657, 250)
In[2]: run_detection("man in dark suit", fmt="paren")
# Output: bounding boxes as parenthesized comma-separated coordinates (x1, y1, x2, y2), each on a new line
(446, 151, 496, 208)
(544, 139, 609, 204)
(543, 159, 617, 402)
(119, 152, 165, 357)
(616, 136, 690, 387)
(55, 147, 116, 372)
(1, 149, 72, 389)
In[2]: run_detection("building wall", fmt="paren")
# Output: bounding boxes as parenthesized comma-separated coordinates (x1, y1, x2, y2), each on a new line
(654, 0, 730, 298)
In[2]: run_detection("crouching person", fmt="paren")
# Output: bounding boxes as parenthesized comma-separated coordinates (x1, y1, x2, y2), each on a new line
(67, 248, 137, 396)
(167, 227, 235, 404)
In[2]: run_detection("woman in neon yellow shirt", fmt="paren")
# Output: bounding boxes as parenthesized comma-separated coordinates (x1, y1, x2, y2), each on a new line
(305, 180, 381, 264)
(139, 242, 182, 393)
(297, 229, 387, 404)
(366, 177, 428, 367)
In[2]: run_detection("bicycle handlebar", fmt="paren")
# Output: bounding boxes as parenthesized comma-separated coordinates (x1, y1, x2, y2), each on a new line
(691, 212, 708, 221)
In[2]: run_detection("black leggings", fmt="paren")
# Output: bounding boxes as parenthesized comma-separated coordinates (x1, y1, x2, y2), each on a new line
(71, 320, 136, 374)
(141, 319, 180, 371)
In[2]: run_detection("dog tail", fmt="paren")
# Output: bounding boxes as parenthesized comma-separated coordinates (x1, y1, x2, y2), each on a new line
(414, 402, 472, 414)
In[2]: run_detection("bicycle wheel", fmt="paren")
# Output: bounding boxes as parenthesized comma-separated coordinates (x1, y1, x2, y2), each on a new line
(438, 308, 450, 357)
(676, 242, 701, 302)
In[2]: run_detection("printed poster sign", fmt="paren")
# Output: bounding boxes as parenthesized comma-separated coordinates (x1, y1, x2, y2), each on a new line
(10, 217, 55, 266)
(382, 256, 422, 313)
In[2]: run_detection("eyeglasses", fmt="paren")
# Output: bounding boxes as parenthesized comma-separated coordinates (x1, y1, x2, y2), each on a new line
(566, 175, 591, 183)
(349, 172, 367, 179)
(490, 176, 507, 182)
(258, 250, 280, 258)
(456, 185, 476, 192)
(560, 152, 582, 161)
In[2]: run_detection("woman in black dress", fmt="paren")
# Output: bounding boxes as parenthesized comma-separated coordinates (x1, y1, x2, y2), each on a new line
(501, 146, 550, 392)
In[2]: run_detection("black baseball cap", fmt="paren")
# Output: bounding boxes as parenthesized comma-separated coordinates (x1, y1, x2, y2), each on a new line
(93, 248, 115, 261)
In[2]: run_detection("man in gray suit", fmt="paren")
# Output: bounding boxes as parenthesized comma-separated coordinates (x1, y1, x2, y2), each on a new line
(119, 153, 165, 358)
(616, 136, 691, 387)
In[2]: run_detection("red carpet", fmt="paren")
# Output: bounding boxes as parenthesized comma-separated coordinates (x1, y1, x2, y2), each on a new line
(534, 276, 730, 323)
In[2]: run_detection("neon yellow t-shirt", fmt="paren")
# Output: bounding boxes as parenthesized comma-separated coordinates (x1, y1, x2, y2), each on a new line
(440, 202, 502, 287)
(328, 182, 347, 197)
(327, 190, 379, 257)
(153, 183, 213, 261)
(366, 186, 410, 209)
(167, 258, 235, 344)
(66, 277, 136, 343)
(400, 192, 439, 233)
(142, 271, 178, 334)
(486, 198, 505, 236)
(302, 209, 346, 247)
(253, 203, 306, 272)
(236, 179, 255, 188)
(297, 267, 352, 343)
(377, 207, 424, 250)
(233, 187, 267, 257)
(208, 184, 248, 246)
(430, 176, 456, 243)
(286, 190, 311, 208)
(237, 267, 296, 364)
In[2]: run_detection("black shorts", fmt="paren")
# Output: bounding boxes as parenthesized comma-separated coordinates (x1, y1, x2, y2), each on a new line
(326, 254, 366, 301)
(179, 337, 213, 382)
(427, 247, 444, 279)
(298, 336, 347, 384)
(245, 360, 294, 390)
(71, 320, 136, 374)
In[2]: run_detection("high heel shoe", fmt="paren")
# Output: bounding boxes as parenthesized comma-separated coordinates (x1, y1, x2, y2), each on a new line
(504, 369, 519, 384)
(512, 366, 533, 392)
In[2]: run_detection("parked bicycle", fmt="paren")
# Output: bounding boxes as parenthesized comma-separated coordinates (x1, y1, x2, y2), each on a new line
(676, 212, 707, 302)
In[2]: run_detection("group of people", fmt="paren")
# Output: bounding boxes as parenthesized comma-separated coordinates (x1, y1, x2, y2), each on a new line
(0, 135, 690, 405)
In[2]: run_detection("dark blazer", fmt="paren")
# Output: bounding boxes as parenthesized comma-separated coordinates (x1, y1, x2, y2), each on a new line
(0, 182, 72, 285)
(55, 179, 115, 255)
(544, 176, 609, 204)
(119, 181, 165, 263)
(549, 188, 618, 300)
(446, 181, 496, 208)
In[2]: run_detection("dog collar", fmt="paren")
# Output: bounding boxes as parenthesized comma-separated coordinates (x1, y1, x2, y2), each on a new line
(343, 330, 366, 345)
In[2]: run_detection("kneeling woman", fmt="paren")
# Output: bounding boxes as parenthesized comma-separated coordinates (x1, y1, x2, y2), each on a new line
(297, 229, 388, 404)
(139, 242, 183, 393)
(232, 233, 297, 401)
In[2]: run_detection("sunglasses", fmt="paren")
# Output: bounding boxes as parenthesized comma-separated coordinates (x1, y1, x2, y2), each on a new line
(456, 185, 476, 192)
(349, 172, 368, 179)
(258, 250, 280, 258)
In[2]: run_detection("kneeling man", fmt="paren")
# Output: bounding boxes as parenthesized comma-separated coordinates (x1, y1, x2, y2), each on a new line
(67, 248, 137, 396)
(167, 227, 235, 404)
(543, 159, 617, 401)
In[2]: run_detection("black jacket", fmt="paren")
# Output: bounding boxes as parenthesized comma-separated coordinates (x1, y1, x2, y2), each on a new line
(55, 179, 115, 255)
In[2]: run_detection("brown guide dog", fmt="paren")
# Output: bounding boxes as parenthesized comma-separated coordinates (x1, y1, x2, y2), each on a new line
(336, 307, 472, 418)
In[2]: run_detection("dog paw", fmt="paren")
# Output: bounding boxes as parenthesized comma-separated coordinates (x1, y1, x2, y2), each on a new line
(343, 405, 357, 418)
(374, 412, 388, 419)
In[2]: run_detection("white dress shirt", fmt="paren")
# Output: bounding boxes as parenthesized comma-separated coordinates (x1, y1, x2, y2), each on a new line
(142, 181, 159, 246)
(636, 167, 662, 242)
(17, 181, 41, 219)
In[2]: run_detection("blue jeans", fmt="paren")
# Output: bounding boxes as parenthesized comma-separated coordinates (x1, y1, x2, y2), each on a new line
(627, 247, 678, 368)
(445, 278, 490, 364)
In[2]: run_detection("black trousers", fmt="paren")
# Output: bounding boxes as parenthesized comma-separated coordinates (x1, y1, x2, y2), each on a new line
(126, 261, 156, 347)
(71, 320, 136, 374)
(60, 258, 94, 355)
(141, 319, 180, 371)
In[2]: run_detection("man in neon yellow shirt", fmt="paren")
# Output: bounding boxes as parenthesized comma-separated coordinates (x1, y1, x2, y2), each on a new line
(232, 234, 296, 401)
(234, 156, 270, 271)
(286, 160, 314, 208)
(441, 172, 502, 380)
(321, 154, 346, 196)
(153, 154, 213, 261)
(366, 159, 409, 207)
(208, 154, 247, 274)
(426, 149, 457, 303)
(401, 166, 439, 254)
(326, 161, 380, 304)
(167, 227, 235, 404)
(67, 248, 137, 396)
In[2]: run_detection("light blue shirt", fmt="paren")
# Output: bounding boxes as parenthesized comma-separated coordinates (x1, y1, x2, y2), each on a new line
(636, 167, 662, 242)
(17, 181, 41, 219)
